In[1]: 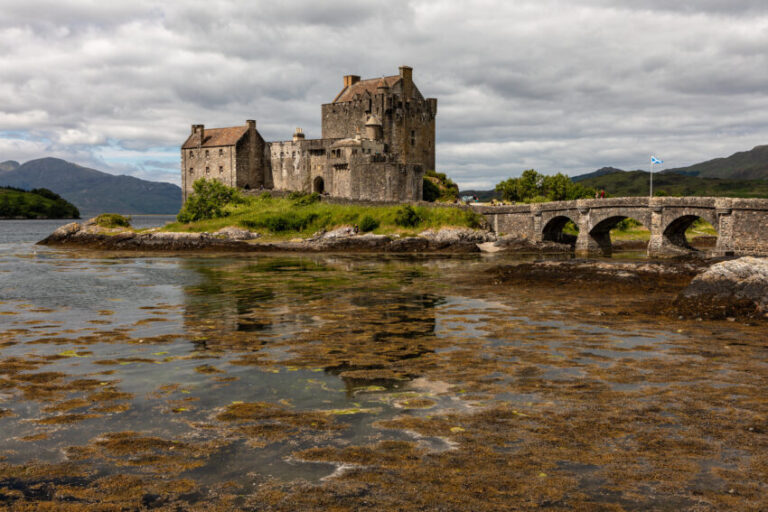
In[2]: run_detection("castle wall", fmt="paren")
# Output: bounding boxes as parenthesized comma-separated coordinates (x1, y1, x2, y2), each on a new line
(181, 145, 239, 202)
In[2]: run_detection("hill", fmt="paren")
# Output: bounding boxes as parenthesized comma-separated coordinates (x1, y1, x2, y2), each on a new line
(0, 187, 80, 219)
(576, 170, 768, 198)
(0, 158, 181, 215)
(663, 145, 768, 180)
(571, 167, 627, 182)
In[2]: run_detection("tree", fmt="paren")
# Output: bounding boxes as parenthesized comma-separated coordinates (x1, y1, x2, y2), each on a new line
(495, 170, 595, 203)
(177, 179, 242, 223)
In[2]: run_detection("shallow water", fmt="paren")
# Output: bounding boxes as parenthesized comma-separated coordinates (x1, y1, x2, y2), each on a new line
(1, 221, 767, 510)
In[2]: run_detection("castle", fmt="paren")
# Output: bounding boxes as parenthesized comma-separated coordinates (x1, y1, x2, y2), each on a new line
(181, 66, 437, 203)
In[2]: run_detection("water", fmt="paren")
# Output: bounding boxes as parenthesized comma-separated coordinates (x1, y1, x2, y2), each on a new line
(1, 220, 767, 510)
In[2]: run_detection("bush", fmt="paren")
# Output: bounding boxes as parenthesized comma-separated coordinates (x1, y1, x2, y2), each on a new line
(259, 191, 272, 200)
(394, 205, 422, 227)
(242, 212, 319, 233)
(422, 178, 441, 202)
(177, 179, 241, 223)
(358, 215, 379, 232)
(94, 213, 131, 228)
(292, 192, 321, 207)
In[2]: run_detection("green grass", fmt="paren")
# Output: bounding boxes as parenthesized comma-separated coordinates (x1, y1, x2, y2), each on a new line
(164, 194, 484, 240)
(94, 213, 131, 228)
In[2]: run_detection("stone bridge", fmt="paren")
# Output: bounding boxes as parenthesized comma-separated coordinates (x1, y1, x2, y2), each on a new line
(471, 197, 768, 257)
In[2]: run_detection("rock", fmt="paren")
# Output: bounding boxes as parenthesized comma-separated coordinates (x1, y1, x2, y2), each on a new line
(213, 226, 259, 240)
(477, 241, 502, 253)
(494, 235, 571, 253)
(320, 226, 357, 239)
(419, 228, 496, 244)
(676, 257, 768, 318)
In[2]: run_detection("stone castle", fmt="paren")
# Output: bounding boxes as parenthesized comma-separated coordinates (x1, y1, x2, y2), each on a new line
(181, 66, 436, 202)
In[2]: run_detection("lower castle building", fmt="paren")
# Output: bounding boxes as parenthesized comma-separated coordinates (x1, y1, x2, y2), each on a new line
(181, 66, 436, 202)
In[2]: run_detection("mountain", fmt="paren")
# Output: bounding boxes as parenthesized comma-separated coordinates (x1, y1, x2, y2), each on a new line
(0, 158, 181, 215)
(662, 145, 768, 180)
(0, 160, 20, 172)
(571, 167, 628, 182)
(575, 170, 768, 198)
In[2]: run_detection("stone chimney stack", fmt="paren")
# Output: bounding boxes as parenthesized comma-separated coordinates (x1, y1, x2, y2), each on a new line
(399, 66, 413, 99)
(191, 124, 204, 146)
(343, 75, 360, 88)
(427, 98, 438, 115)
(293, 127, 305, 142)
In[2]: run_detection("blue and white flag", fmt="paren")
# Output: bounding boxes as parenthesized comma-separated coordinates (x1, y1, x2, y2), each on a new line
(651, 156, 663, 165)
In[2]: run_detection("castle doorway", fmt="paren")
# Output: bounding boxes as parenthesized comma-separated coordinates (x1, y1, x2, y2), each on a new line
(313, 176, 325, 194)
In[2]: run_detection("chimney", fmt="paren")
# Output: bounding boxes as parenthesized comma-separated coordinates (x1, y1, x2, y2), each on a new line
(343, 75, 360, 87)
(399, 66, 413, 99)
(246, 119, 256, 131)
(191, 124, 204, 146)
(427, 98, 437, 115)
(293, 127, 305, 142)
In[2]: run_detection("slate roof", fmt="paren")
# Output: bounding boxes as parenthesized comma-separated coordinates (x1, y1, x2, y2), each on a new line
(332, 75, 401, 103)
(182, 125, 248, 149)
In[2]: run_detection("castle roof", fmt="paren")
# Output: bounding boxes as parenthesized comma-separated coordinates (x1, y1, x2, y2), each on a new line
(332, 75, 400, 103)
(181, 125, 248, 149)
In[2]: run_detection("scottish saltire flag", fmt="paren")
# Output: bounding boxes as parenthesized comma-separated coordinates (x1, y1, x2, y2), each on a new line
(651, 156, 663, 165)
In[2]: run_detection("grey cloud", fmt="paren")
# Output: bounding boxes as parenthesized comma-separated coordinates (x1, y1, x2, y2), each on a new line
(1, 0, 768, 189)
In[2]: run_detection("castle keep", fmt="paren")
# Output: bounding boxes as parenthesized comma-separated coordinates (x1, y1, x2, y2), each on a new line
(181, 66, 437, 202)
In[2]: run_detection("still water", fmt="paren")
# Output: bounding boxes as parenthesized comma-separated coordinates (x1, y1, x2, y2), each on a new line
(0, 219, 766, 510)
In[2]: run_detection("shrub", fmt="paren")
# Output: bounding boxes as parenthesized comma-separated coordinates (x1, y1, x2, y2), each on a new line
(94, 213, 131, 228)
(422, 178, 441, 202)
(177, 179, 241, 223)
(243, 212, 319, 233)
(292, 192, 321, 207)
(358, 215, 379, 232)
(394, 205, 422, 227)
(259, 191, 272, 200)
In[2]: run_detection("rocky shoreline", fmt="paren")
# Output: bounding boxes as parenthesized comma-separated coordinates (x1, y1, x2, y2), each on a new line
(37, 220, 570, 254)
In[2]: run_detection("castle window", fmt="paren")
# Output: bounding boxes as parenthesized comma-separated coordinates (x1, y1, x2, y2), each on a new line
(219, 166, 223, 174)
(410, 130, 416, 146)
(205, 166, 210, 174)
(205, 150, 209, 157)
(189, 167, 193, 174)
(219, 148, 223, 156)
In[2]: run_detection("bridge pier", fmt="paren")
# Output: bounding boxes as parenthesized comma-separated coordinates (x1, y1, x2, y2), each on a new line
(575, 229, 611, 257)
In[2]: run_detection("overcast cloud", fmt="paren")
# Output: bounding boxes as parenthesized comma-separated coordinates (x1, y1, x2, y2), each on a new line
(1, 0, 767, 188)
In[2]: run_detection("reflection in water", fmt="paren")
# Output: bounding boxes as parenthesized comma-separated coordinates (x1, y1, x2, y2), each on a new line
(1, 246, 767, 510)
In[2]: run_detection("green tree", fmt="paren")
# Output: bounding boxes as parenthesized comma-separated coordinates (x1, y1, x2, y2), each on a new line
(177, 179, 242, 223)
(495, 170, 595, 203)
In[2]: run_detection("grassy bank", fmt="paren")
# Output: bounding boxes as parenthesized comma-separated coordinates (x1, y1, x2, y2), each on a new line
(164, 193, 484, 239)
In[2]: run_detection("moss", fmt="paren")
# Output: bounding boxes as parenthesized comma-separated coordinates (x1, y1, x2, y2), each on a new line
(94, 213, 131, 228)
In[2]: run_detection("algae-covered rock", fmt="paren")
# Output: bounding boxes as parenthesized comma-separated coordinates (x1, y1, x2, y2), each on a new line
(676, 257, 768, 318)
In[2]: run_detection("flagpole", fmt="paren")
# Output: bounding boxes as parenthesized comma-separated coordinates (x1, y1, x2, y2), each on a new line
(649, 158, 653, 198)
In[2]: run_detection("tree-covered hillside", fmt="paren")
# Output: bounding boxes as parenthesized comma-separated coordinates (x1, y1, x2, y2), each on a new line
(576, 170, 768, 198)
(0, 187, 80, 219)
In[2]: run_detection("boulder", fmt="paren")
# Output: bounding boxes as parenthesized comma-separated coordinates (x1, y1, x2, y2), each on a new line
(677, 257, 768, 317)
(213, 226, 259, 241)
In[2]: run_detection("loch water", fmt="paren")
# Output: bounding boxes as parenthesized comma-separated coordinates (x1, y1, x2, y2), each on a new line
(1, 219, 767, 510)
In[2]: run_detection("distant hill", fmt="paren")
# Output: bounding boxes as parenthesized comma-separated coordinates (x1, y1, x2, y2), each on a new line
(571, 167, 628, 182)
(0, 161, 20, 172)
(458, 189, 499, 202)
(663, 145, 768, 180)
(0, 158, 181, 215)
(0, 186, 80, 219)
(576, 170, 768, 198)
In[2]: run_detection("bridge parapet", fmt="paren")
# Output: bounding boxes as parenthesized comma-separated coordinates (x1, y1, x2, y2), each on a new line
(471, 197, 768, 257)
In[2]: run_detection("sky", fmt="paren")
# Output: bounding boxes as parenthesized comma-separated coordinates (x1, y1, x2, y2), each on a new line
(1, 0, 767, 189)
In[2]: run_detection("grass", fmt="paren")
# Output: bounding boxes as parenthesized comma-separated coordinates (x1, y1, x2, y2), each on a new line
(163, 194, 484, 240)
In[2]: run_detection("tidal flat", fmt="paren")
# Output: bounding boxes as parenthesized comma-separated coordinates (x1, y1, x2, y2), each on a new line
(1, 230, 767, 510)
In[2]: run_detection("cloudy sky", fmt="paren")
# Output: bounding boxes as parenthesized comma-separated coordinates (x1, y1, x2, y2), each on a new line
(1, 0, 767, 189)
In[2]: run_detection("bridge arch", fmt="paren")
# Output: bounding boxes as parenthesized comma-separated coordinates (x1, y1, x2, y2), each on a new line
(585, 214, 650, 256)
(542, 215, 578, 246)
(661, 214, 718, 252)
